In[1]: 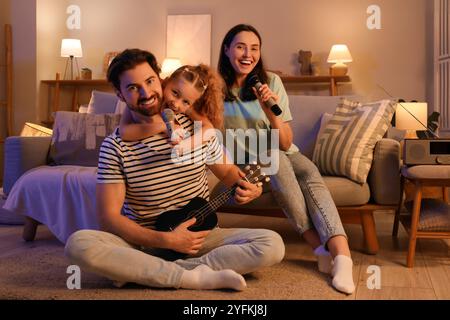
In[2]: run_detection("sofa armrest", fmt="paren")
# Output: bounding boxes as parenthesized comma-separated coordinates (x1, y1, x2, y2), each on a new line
(368, 138, 401, 205)
(3, 136, 52, 195)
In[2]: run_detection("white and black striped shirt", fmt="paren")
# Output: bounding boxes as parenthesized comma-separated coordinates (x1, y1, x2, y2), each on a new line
(97, 114, 223, 229)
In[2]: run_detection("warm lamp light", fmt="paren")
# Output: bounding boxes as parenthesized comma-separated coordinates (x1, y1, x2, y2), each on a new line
(327, 44, 353, 76)
(395, 102, 428, 139)
(161, 58, 182, 79)
(61, 39, 83, 80)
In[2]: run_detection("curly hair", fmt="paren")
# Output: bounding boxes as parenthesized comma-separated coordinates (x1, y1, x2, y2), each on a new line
(168, 64, 225, 129)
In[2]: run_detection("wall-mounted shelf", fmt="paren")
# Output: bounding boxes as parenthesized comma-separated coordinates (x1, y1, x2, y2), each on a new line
(279, 75, 351, 96)
(40, 73, 351, 127)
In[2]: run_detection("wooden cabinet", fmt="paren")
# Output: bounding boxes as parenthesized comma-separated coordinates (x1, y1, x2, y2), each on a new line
(41, 74, 111, 126)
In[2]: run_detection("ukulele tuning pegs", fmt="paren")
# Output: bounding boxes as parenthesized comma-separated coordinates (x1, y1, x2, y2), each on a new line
(265, 177, 271, 183)
(244, 165, 251, 171)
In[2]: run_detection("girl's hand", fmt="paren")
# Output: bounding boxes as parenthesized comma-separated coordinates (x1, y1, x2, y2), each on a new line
(252, 84, 279, 111)
(170, 127, 187, 144)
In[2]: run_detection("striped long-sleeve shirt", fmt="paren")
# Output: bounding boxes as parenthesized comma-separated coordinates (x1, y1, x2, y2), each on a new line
(97, 114, 223, 229)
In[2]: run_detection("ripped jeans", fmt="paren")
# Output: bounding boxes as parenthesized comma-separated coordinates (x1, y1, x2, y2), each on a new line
(270, 151, 346, 245)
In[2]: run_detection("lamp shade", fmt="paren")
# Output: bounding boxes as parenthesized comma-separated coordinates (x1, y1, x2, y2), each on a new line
(161, 58, 182, 78)
(327, 44, 353, 63)
(61, 39, 83, 57)
(395, 102, 428, 131)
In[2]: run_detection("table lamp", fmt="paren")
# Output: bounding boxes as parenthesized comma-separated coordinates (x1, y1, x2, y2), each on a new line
(161, 57, 182, 79)
(395, 102, 428, 139)
(327, 44, 353, 76)
(61, 39, 83, 80)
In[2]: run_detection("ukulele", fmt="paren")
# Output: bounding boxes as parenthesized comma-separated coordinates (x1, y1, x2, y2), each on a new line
(154, 164, 270, 233)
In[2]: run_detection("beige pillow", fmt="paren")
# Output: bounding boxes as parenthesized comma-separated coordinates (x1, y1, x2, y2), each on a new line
(314, 112, 333, 151)
(20, 122, 53, 137)
(48, 111, 121, 166)
(312, 98, 396, 184)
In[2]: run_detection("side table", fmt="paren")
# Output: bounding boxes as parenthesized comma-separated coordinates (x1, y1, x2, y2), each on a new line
(393, 165, 450, 267)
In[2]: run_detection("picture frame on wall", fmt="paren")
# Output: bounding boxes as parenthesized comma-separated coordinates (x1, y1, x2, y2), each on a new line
(166, 14, 211, 66)
(103, 51, 120, 76)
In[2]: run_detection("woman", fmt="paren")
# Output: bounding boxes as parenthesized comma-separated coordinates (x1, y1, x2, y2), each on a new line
(218, 24, 355, 294)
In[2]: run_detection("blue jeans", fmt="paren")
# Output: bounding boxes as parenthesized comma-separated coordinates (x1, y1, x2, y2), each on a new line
(65, 227, 285, 288)
(270, 151, 346, 245)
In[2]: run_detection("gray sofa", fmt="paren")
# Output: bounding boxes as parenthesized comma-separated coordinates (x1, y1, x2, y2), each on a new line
(2, 95, 401, 253)
(210, 95, 401, 254)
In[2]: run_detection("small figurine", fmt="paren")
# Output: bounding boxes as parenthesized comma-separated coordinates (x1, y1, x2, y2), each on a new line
(298, 50, 313, 75)
(81, 68, 92, 80)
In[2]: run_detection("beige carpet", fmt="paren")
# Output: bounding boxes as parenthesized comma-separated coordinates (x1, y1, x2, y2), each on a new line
(0, 213, 364, 300)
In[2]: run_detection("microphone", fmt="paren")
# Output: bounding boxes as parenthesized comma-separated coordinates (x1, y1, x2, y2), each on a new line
(161, 108, 186, 143)
(247, 73, 282, 116)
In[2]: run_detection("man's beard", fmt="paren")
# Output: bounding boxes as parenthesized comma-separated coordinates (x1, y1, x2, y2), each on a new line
(128, 95, 161, 117)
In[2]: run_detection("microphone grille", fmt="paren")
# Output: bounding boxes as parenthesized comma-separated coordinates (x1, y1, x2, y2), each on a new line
(247, 72, 259, 86)
(162, 108, 175, 122)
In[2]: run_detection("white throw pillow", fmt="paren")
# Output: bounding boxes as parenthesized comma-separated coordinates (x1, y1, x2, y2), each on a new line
(87, 90, 119, 114)
(114, 99, 127, 114)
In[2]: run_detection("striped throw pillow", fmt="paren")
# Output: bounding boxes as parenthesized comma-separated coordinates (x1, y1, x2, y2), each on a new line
(312, 98, 396, 184)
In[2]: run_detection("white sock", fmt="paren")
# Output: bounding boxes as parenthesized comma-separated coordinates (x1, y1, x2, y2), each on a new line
(180, 264, 247, 291)
(331, 255, 355, 294)
(314, 245, 333, 274)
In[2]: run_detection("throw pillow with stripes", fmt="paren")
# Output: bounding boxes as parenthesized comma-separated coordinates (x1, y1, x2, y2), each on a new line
(312, 98, 396, 184)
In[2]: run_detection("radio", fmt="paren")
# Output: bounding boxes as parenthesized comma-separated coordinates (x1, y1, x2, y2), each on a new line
(403, 139, 450, 165)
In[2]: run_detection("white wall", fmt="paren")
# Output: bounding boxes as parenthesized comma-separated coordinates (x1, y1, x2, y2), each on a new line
(37, 0, 70, 123)
(63, 0, 430, 99)
(0, 0, 12, 185)
(10, 0, 37, 135)
(7, 0, 435, 131)
(0, 0, 11, 112)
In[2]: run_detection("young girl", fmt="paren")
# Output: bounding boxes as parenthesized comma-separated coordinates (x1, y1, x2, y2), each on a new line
(119, 64, 223, 156)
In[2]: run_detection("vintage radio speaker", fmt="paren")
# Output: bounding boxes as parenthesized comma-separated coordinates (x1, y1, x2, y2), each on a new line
(404, 139, 450, 165)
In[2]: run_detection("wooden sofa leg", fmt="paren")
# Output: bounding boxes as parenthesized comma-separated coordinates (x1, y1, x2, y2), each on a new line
(360, 210, 379, 255)
(23, 217, 39, 241)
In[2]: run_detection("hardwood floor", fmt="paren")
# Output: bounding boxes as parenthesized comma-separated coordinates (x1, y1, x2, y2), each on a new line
(0, 210, 448, 299)
(218, 210, 450, 300)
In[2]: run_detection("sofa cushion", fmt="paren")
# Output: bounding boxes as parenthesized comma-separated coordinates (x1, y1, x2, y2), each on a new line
(48, 111, 121, 166)
(322, 176, 370, 206)
(210, 174, 370, 212)
(312, 98, 396, 184)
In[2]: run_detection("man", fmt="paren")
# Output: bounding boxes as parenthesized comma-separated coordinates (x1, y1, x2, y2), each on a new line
(64, 49, 285, 291)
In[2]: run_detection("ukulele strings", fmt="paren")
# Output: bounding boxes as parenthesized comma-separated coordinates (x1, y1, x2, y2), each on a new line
(184, 171, 254, 222)
(183, 168, 261, 223)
